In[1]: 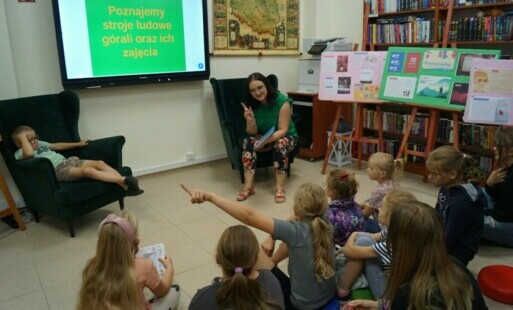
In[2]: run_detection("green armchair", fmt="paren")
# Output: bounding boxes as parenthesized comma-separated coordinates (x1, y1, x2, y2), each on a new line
(0, 91, 132, 237)
(210, 75, 299, 183)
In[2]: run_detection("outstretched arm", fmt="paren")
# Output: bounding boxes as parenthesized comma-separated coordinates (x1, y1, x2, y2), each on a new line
(181, 184, 275, 235)
(49, 140, 89, 151)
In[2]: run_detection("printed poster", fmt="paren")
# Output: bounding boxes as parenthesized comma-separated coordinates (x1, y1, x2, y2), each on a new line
(319, 51, 387, 101)
(463, 59, 513, 126)
(379, 47, 501, 110)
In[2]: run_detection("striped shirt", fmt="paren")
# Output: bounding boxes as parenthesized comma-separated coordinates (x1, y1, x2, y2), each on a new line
(371, 229, 391, 269)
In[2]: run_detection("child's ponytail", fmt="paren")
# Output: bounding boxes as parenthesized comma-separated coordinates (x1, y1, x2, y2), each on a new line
(215, 225, 282, 310)
(392, 158, 404, 180)
(311, 216, 335, 281)
(326, 169, 358, 199)
(294, 183, 335, 281)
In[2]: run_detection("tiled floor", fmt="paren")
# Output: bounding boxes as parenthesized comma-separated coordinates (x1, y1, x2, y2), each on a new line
(1, 158, 512, 309)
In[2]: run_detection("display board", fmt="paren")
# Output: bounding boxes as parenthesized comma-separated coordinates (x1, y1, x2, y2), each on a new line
(463, 59, 513, 126)
(379, 47, 501, 110)
(319, 51, 387, 101)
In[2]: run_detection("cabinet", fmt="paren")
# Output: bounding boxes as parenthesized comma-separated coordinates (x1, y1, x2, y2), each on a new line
(287, 92, 353, 160)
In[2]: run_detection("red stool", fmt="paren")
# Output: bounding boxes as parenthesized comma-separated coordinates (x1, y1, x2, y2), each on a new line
(478, 265, 513, 305)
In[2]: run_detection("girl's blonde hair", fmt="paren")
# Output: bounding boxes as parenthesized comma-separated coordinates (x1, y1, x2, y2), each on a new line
(368, 152, 403, 180)
(326, 169, 358, 199)
(77, 211, 145, 310)
(215, 225, 282, 310)
(381, 189, 417, 214)
(426, 146, 475, 181)
(494, 126, 513, 167)
(385, 202, 473, 309)
(293, 183, 334, 281)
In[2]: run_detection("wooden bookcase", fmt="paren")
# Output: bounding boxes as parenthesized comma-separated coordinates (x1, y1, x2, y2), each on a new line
(363, 0, 513, 51)
(359, 0, 512, 180)
(288, 92, 353, 160)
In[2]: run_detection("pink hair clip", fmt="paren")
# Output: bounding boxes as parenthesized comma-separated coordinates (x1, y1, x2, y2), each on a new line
(99, 214, 135, 244)
(234, 267, 243, 273)
(339, 172, 349, 181)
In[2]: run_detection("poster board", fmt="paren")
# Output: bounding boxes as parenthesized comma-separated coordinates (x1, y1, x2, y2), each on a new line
(379, 47, 501, 110)
(319, 51, 387, 101)
(463, 59, 513, 126)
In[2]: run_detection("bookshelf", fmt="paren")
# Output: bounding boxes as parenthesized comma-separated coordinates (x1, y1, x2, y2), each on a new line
(358, 0, 511, 181)
(363, 0, 513, 51)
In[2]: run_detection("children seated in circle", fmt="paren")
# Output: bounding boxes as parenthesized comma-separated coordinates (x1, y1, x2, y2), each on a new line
(182, 182, 337, 310)
(345, 201, 486, 309)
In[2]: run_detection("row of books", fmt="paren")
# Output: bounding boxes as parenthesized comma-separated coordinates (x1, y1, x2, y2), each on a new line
(363, 109, 497, 149)
(453, 0, 513, 6)
(368, 0, 436, 15)
(363, 109, 430, 137)
(437, 119, 497, 148)
(360, 139, 427, 163)
(367, 18, 435, 43)
(444, 14, 513, 42)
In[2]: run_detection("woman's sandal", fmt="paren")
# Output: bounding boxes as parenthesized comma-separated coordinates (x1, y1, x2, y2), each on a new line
(236, 187, 255, 201)
(275, 189, 286, 204)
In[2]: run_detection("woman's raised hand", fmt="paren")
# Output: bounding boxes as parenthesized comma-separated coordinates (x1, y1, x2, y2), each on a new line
(241, 102, 255, 122)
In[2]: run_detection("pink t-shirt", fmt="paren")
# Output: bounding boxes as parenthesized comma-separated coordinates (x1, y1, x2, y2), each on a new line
(134, 257, 161, 310)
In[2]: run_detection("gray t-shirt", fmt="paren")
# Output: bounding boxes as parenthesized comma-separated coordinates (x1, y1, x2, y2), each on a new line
(14, 140, 65, 167)
(273, 218, 337, 309)
(188, 269, 284, 309)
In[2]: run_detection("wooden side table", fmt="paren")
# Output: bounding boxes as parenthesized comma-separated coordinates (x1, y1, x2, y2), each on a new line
(0, 136, 26, 231)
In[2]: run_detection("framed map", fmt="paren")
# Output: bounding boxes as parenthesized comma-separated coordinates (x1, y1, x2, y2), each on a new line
(213, 0, 300, 55)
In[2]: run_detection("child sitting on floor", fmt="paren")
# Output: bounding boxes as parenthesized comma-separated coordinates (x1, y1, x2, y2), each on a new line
(77, 211, 180, 310)
(360, 152, 403, 233)
(338, 189, 417, 302)
(325, 169, 364, 247)
(189, 225, 284, 309)
(426, 145, 486, 266)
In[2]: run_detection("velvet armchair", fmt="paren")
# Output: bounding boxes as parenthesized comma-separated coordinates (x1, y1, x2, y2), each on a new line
(0, 91, 132, 237)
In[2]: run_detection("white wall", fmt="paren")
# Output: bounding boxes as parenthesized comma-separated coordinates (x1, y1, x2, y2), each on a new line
(0, 0, 363, 208)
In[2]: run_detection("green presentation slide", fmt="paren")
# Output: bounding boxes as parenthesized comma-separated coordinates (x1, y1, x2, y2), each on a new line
(85, 0, 185, 76)
(379, 47, 500, 110)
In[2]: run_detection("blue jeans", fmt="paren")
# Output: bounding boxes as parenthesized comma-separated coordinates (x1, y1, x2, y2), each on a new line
(355, 233, 386, 298)
(482, 189, 513, 248)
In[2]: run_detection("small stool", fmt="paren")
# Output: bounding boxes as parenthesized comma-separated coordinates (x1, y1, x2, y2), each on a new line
(327, 131, 353, 167)
(478, 265, 513, 305)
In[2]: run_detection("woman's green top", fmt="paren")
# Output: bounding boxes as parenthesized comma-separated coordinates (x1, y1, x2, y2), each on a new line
(253, 91, 298, 138)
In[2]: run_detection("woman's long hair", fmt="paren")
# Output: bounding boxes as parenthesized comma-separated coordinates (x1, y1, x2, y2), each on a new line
(215, 225, 282, 310)
(385, 202, 473, 309)
(293, 183, 334, 281)
(77, 211, 144, 310)
(494, 126, 513, 167)
(243, 72, 278, 108)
